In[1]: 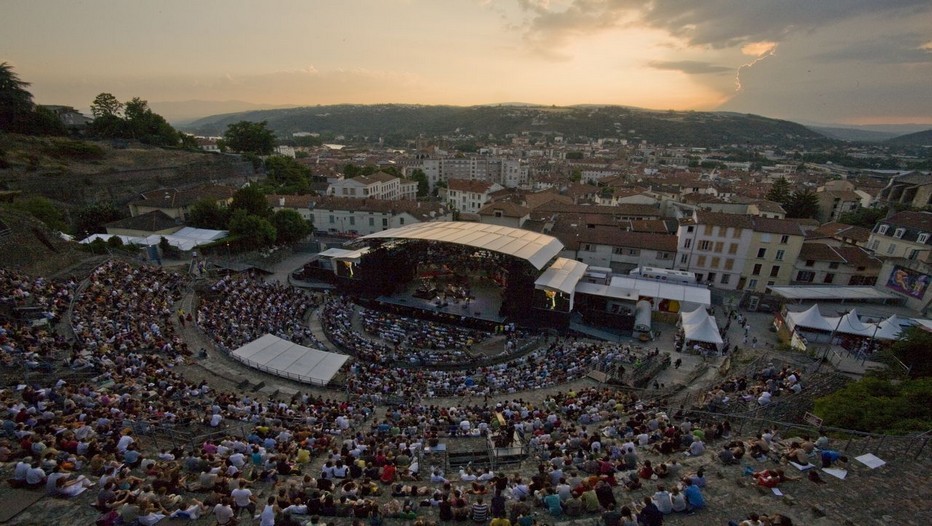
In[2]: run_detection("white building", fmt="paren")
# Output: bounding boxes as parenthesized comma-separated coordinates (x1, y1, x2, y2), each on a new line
(411, 157, 528, 189)
(441, 179, 504, 215)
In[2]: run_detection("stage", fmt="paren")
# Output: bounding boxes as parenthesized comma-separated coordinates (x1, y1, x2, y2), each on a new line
(376, 275, 507, 325)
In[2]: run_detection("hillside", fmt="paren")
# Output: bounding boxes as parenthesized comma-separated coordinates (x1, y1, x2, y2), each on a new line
(0, 134, 254, 207)
(183, 104, 833, 149)
(886, 128, 932, 146)
(807, 125, 900, 142)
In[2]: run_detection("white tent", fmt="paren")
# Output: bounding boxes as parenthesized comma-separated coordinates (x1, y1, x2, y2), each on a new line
(679, 307, 708, 328)
(832, 309, 875, 337)
(231, 334, 349, 386)
(786, 304, 835, 332)
(683, 315, 724, 347)
(873, 314, 906, 341)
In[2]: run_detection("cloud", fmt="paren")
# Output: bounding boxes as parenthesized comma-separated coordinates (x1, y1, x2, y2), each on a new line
(648, 60, 731, 75)
(741, 41, 777, 57)
(811, 34, 932, 64)
(514, 0, 932, 53)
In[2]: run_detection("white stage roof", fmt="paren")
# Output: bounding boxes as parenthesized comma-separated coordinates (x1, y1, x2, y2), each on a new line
(609, 276, 712, 306)
(319, 247, 369, 260)
(574, 282, 639, 301)
(230, 334, 349, 386)
(360, 221, 563, 270)
(770, 286, 898, 301)
(535, 258, 588, 295)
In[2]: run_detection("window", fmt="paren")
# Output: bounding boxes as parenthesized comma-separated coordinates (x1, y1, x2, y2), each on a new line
(399, 217, 405, 225)
(683, 239, 692, 249)
(349, 216, 355, 226)
(329, 215, 335, 224)
(908, 249, 921, 260)
(878, 224, 889, 235)
(748, 279, 758, 290)
(696, 255, 707, 266)
(687, 226, 695, 233)
(658, 252, 672, 260)
(828, 262, 839, 269)
(776, 250, 785, 261)
(711, 257, 720, 268)
(887, 243, 897, 255)
(582, 244, 592, 251)
(919, 233, 929, 244)
(382, 218, 388, 227)
(893, 228, 905, 239)
(769, 265, 780, 277)
(796, 271, 815, 283)
(824, 273, 834, 284)
(698, 240, 712, 251)
(752, 264, 762, 275)
(628, 249, 639, 256)
(369, 217, 374, 226)
(680, 254, 688, 264)
(729, 243, 739, 255)
(720, 274, 730, 284)
(724, 259, 734, 270)
(869, 240, 879, 251)
(707, 272, 716, 283)
(761, 233, 771, 243)
(780, 235, 789, 244)
(613, 247, 624, 255)
(757, 248, 767, 258)
(805, 260, 814, 267)
(714, 241, 724, 252)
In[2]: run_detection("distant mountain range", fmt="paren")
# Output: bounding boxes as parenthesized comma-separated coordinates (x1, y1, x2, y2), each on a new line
(885, 129, 932, 146)
(181, 104, 834, 149)
(149, 100, 299, 126)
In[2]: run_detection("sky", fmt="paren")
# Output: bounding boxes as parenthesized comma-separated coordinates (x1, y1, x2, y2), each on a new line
(2, 0, 931, 125)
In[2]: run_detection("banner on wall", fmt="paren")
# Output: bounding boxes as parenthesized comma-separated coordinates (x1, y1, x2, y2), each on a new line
(886, 265, 931, 299)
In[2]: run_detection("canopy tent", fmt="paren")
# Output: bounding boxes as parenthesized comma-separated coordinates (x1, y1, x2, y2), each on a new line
(786, 304, 835, 332)
(80, 227, 228, 252)
(827, 308, 875, 337)
(683, 315, 723, 347)
(360, 221, 564, 270)
(679, 307, 709, 328)
(230, 334, 349, 386)
(873, 314, 906, 341)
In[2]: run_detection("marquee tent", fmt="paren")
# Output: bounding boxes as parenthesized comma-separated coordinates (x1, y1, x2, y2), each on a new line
(683, 315, 724, 347)
(786, 304, 835, 332)
(679, 307, 709, 328)
(231, 334, 349, 386)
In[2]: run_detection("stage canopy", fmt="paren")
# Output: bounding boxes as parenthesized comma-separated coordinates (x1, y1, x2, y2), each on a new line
(786, 304, 835, 332)
(535, 258, 588, 295)
(609, 275, 712, 307)
(319, 247, 370, 260)
(360, 221, 564, 270)
(769, 286, 898, 302)
(230, 334, 349, 386)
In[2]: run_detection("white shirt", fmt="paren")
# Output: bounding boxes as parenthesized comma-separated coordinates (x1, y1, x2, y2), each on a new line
(259, 504, 276, 526)
(231, 487, 253, 507)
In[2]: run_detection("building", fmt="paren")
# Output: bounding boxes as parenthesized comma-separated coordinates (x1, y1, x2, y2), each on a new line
(329, 171, 406, 201)
(441, 179, 503, 215)
(267, 195, 450, 236)
(676, 211, 812, 291)
(477, 201, 530, 229)
(411, 157, 528, 189)
(867, 211, 932, 260)
(875, 252, 932, 314)
(792, 243, 882, 286)
(563, 227, 678, 273)
(875, 172, 932, 209)
(806, 222, 872, 247)
(128, 184, 236, 221)
(815, 189, 862, 223)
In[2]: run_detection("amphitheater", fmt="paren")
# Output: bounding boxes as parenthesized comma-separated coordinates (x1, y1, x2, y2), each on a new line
(0, 245, 929, 526)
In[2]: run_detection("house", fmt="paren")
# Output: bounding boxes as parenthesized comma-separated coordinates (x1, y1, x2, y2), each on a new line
(441, 179, 503, 215)
(793, 243, 882, 286)
(814, 189, 862, 223)
(867, 211, 932, 260)
(329, 171, 404, 200)
(128, 184, 237, 221)
(558, 226, 678, 273)
(806, 222, 872, 247)
(477, 201, 530, 229)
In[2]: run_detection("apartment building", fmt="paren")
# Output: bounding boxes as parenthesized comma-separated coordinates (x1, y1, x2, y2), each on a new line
(867, 211, 932, 260)
(267, 195, 450, 236)
(676, 211, 811, 292)
(412, 157, 528, 189)
(328, 171, 416, 201)
(441, 179, 503, 215)
(793, 243, 882, 286)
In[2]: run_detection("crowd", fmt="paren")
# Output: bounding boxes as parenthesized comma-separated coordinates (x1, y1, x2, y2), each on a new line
(699, 362, 804, 412)
(197, 275, 323, 351)
(358, 306, 487, 366)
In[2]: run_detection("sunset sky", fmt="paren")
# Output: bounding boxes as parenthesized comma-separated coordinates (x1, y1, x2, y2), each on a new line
(3, 0, 931, 125)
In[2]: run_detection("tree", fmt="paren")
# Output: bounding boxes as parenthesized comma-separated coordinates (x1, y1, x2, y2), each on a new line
(9, 196, 68, 232)
(784, 189, 820, 219)
(409, 169, 429, 198)
(0, 62, 35, 134)
(221, 120, 276, 155)
(885, 326, 932, 379)
(228, 209, 276, 249)
(187, 198, 229, 230)
(123, 97, 180, 146)
(230, 185, 271, 219)
(72, 202, 125, 237)
(264, 156, 310, 192)
(839, 206, 888, 229)
(766, 176, 792, 206)
(90, 93, 123, 119)
(271, 209, 311, 244)
(814, 376, 932, 434)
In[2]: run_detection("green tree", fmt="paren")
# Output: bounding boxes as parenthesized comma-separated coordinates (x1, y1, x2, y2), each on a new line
(9, 196, 68, 232)
(123, 97, 180, 146)
(73, 202, 125, 237)
(228, 209, 276, 249)
(230, 185, 271, 219)
(766, 176, 792, 206)
(884, 326, 932, 379)
(814, 377, 932, 434)
(839, 206, 888, 228)
(187, 198, 229, 230)
(271, 209, 311, 244)
(221, 120, 276, 155)
(784, 189, 820, 219)
(264, 156, 310, 192)
(32, 106, 68, 136)
(90, 92, 123, 119)
(409, 169, 429, 198)
(0, 62, 36, 134)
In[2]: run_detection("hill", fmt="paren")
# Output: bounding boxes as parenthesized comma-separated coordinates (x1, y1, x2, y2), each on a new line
(183, 104, 833, 149)
(807, 125, 900, 142)
(886, 128, 932, 146)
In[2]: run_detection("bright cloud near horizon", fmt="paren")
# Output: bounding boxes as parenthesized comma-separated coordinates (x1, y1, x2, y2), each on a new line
(2, 0, 931, 125)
